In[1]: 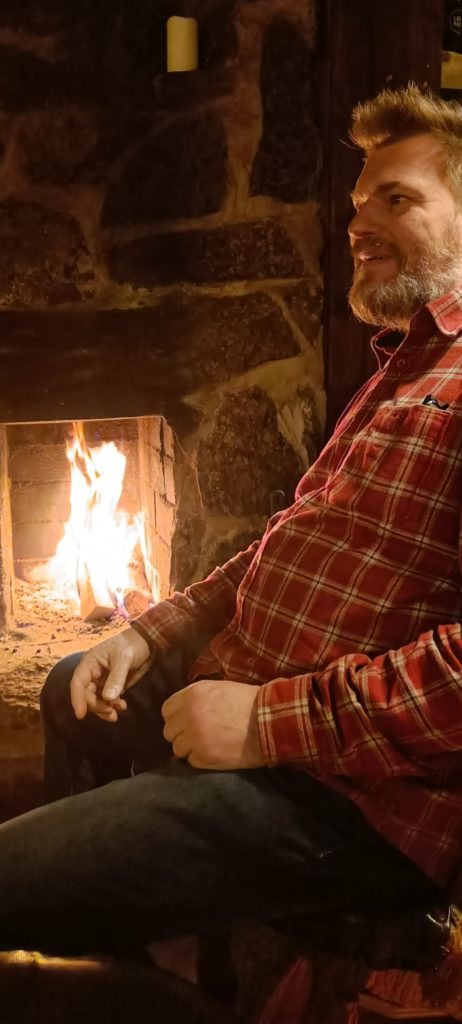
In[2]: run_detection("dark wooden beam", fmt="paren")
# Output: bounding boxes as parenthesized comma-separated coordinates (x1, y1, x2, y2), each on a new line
(320, 0, 445, 435)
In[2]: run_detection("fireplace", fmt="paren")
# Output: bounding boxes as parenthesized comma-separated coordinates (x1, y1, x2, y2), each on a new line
(0, 0, 324, 818)
(0, 405, 179, 821)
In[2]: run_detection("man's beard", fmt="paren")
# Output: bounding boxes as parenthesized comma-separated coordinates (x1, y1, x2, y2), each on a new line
(348, 225, 462, 329)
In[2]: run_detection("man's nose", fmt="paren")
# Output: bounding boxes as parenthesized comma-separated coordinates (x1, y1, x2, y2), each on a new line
(348, 200, 377, 240)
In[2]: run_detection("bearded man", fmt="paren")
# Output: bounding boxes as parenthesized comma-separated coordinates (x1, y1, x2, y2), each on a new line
(0, 84, 461, 958)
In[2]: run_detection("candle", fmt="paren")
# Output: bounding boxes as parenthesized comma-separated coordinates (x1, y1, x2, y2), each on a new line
(167, 16, 198, 72)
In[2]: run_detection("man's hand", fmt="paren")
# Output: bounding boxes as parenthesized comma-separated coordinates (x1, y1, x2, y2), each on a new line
(70, 627, 151, 722)
(162, 679, 265, 770)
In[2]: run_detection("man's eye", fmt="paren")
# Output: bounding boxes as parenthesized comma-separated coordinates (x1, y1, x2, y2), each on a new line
(389, 194, 408, 206)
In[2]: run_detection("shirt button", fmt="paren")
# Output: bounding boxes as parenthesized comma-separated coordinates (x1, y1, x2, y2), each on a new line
(396, 358, 407, 370)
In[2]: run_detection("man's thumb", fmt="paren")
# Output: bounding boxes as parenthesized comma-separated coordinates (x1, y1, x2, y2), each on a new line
(102, 659, 129, 702)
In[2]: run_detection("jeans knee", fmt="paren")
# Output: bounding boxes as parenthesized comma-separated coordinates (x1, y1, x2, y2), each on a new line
(40, 652, 83, 723)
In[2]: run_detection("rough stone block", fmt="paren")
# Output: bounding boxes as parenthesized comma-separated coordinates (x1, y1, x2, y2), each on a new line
(250, 19, 322, 203)
(107, 222, 305, 287)
(0, 42, 99, 113)
(199, 525, 262, 579)
(102, 115, 227, 225)
(0, 201, 94, 307)
(282, 281, 323, 342)
(18, 106, 156, 186)
(19, 107, 99, 186)
(129, 291, 300, 388)
(170, 512, 206, 592)
(197, 387, 302, 516)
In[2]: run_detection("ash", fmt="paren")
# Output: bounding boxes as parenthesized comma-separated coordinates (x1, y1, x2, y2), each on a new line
(0, 578, 127, 709)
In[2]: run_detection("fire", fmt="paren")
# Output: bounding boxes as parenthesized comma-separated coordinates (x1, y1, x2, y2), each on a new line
(37, 422, 158, 620)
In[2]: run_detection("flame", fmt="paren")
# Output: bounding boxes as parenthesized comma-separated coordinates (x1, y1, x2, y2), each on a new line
(37, 422, 159, 619)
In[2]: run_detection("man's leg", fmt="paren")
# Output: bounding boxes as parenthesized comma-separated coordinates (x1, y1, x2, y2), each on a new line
(40, 628, 215, 801)
(0, 760, 439, 958)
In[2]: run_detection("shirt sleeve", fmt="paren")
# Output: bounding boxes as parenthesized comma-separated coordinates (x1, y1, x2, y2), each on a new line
(131, 539, 261, 655)
(257, 622, 462, 777)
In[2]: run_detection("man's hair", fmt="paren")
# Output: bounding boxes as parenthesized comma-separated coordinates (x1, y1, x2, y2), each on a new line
(350, 83, 462, 201)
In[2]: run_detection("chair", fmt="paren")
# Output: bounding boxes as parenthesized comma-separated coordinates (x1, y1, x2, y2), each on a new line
(196, 884, 462, 1022)
(0, 893, 460, 1023)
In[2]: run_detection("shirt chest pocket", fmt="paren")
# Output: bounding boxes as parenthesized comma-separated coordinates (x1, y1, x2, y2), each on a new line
(331, 403, 460, 526)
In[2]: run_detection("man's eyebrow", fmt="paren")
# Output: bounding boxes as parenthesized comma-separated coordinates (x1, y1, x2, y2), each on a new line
(350, 180, 423, 205)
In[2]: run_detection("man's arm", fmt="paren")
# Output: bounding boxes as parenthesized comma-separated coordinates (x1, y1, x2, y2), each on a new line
(131, 538, 260, 654)
(70, 539, 261, 721)
(257, 622, 462, 775)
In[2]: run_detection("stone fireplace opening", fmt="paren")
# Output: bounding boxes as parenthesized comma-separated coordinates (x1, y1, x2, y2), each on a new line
(5, 414, 175, 631)
(0, 409, 178, 821)
(1, 412, 175, 749)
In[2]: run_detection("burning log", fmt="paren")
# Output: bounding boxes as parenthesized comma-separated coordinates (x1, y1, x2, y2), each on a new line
(78, 570, 114, 623)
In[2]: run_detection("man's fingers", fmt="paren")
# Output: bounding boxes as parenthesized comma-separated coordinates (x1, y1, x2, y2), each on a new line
(162, 690, 185, 719)
(101, 654, 132, 702)
(69, 628, 150, 722)
(172, 733, 192, 760)
(163, 711, 182, 743)
(70, 658, 100, 719)
(96, 706, 119, 722)
(85, 691, 127, 719)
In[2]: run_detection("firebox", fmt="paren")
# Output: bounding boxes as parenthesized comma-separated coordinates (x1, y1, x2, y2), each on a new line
(1, 415, 175, 635)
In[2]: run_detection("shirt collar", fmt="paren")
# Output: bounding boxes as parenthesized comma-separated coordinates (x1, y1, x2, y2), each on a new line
(370, 284, 462, 367)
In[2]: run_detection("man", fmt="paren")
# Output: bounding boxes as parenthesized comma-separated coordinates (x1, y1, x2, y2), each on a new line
(0, 84, 461, 957)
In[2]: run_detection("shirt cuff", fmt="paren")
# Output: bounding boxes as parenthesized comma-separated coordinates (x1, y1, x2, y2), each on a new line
(256, 675, 316, 767)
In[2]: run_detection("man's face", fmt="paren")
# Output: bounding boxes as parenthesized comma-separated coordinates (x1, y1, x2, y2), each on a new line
(348, 133, 462, 329)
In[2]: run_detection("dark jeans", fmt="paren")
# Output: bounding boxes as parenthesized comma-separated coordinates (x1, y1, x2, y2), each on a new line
(0, 643, 439, 958)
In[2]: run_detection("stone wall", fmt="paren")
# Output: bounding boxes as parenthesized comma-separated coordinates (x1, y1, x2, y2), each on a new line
(0, 0, 324, 594)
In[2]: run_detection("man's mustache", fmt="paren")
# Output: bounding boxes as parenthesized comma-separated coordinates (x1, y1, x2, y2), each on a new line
(351, 238, 397, 257)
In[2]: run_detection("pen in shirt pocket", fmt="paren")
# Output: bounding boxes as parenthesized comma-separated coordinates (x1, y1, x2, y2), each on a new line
(422, 394, 450, 410)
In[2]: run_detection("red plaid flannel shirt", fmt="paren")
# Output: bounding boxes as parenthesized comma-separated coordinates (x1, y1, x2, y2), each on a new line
(134, 288, 462, 885)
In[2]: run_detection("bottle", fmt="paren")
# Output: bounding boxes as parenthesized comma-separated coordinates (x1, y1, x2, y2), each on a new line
(441, 1, 462, 99)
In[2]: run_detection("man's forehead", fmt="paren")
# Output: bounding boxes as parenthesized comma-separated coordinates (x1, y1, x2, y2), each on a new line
(353, 133, 447, 198)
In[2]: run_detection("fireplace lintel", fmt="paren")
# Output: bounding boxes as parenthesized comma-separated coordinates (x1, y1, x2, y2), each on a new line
(0, 308, 201, 431)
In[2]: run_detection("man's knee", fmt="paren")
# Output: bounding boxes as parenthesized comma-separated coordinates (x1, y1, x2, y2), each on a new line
(40, 652, 83, 725)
